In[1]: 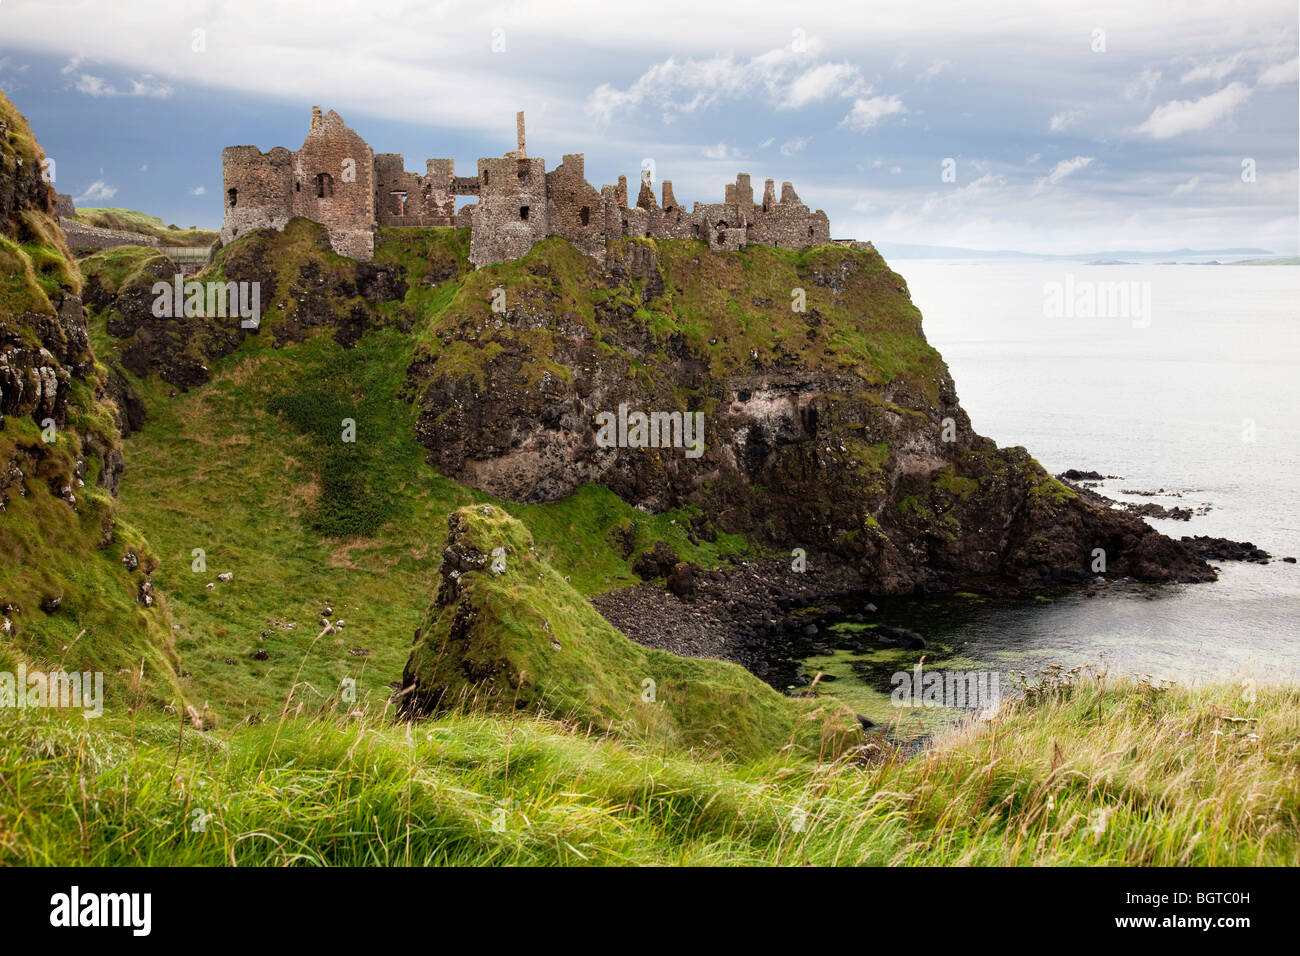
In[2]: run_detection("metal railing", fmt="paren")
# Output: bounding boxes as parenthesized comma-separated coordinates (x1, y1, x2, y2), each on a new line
(156, 245, 215, 264)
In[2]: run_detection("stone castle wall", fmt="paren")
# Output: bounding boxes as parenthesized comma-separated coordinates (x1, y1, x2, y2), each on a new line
(221, 107, 835, 267)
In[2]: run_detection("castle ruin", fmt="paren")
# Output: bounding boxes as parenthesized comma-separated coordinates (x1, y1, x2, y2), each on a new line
(221, 108, 831, 267)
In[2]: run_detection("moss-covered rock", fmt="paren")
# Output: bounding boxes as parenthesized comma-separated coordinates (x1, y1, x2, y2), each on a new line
(400, 505, 861, 760)
(400, 235, 1213, 593)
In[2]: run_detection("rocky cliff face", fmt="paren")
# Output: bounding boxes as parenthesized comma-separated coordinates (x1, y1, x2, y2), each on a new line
(0, 90, 122, 501)
(405, 237, 1213, 595)
(79, 209, 1213, 603)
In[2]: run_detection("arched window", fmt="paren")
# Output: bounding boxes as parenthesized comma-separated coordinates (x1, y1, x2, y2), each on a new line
(315, 172, 334, 199)
(227, 188, 238, 208)
(579, 206, 590, 226)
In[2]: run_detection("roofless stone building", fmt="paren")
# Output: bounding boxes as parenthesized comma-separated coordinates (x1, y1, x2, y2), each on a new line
(221, 107, 831, 266)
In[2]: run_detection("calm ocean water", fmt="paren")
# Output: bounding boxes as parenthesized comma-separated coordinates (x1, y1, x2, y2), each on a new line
(874, 260, 1300, 686)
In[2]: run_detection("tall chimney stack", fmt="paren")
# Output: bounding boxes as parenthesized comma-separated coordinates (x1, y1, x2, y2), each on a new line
(516, 111, 526, 158)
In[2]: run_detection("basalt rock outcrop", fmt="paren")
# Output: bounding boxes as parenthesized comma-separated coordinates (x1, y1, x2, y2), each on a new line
(404, 237, 1214, 595)
(397, 504, 861, 758)
(81, 219, 410, 392)
(0, 91, 120, 500)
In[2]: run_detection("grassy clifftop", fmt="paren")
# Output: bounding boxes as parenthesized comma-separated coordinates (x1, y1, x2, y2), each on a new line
(2, 675, 1294, 865)
(73, 207, 217, 247)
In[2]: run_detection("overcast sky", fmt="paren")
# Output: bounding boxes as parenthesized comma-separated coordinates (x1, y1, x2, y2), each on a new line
(1, 0, 1296, 253)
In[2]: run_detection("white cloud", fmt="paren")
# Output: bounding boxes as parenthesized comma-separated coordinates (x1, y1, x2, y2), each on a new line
(702, 142, 742, 160)
(1257, 56, 1298, 88)
(190, 186, 207, 196)
(139, 164, 149, 173)
(1049, 109, 1081, 132)
(1025, 152, 1041, 164)
(1180, 54, 1242, 84)
(1034, 156, 1093, 193)
(74, 73, 113, 96)
(917, 59, 949, 82)
(128, 76, 172, 97)
(585, 42, 868, 122)
(921, 171, 1004, 214)
(74, 181, 117, 203)
(781, 62, 865, 108)
(72, 70, 171, 98)
(1134, 82, 1252, 138)
(780, 136, 811, 156)
(840, 95, 906, 132)
(1173, 176, 1199, 195)
(758, 137, 775, 149)
(1123, 69, 1161, 102)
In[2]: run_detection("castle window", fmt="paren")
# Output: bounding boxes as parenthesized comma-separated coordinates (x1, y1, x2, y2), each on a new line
(483, 170, 490, 186)
(692, 223, 700, 237)
(579, 206, 589, 226)
(392, 191, 408, 217)
(517, 169, 528, 182)
(227, 187, 238, 208)
(295, 181, 300, 192)
(315, 172, 335, 199)
(808, 226, 814, 237)
(520, 205, 530, 220)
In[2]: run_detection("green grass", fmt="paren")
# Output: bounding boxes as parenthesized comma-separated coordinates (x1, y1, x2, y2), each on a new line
(91, 319, 751, 723)
(73, 208, 217, 247)
(404, 504, 858, 761)
(2, 675, 1294, 865)
(77, 245, 172, 295)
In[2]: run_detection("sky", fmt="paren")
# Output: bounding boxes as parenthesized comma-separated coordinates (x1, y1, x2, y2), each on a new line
(0, 0, 1296, 254)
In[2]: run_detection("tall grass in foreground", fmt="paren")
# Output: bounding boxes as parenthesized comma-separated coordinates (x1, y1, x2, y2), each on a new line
(0, 675, 1295, 866)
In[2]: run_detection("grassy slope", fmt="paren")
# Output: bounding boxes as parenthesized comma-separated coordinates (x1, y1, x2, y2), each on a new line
(405, 505, 859, 760)
(76, 244, 172, 296)
(83, 229, 751, 722)
(0, 90, 179, 702)
(73, 208, 217, 247)
(405, 233, 948, 413)
(2, 676, 1294, 866)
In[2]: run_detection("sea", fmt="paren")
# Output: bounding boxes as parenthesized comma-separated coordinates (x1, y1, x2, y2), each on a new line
(812, 260, 1300, 698)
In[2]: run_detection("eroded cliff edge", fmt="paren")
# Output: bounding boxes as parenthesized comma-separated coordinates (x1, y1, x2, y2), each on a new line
(84, 219, 1214, 604)
(400, 236, 1213, 594)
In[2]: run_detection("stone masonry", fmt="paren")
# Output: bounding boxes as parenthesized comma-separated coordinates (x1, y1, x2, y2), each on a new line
(221, 108, 831, 266)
